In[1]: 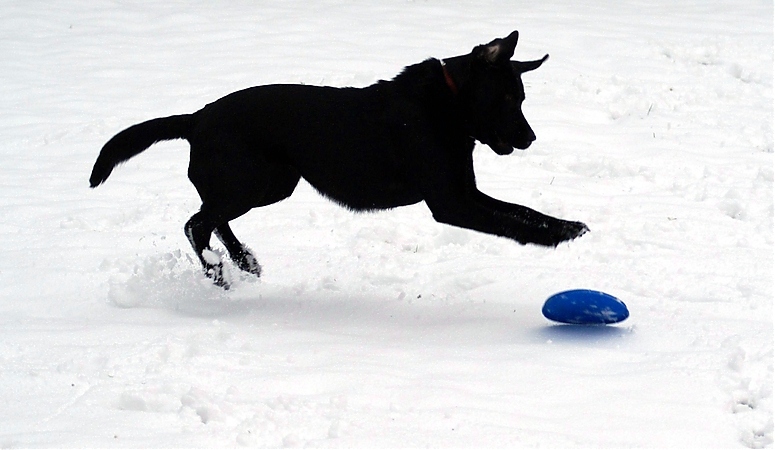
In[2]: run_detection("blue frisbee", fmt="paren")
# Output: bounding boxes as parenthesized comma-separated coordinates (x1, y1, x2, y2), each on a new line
(542, 289, 629, 325)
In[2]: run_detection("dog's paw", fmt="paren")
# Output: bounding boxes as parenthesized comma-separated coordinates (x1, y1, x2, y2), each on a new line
(533, 219, 588, 247)
(519, 219, 589, 247)
(553, 220, 589, 245)
(234, 246, 262, 277)
(202, 252, 231, 290)
(206, 266, 230, 290)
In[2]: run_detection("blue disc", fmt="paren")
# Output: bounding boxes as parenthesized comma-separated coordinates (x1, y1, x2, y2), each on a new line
(542, 289, 629, 325)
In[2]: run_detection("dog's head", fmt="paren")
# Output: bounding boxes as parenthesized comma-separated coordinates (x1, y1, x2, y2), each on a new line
(446, 31, 548, 155)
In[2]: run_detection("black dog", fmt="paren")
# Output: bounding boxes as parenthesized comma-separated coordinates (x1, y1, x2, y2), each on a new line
(90, 31, 588, 288)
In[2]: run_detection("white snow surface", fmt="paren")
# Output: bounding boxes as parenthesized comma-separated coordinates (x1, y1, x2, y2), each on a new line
(1, 0, 772, 448)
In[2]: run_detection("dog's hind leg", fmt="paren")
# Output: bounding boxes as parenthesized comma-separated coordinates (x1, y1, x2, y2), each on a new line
(185, 209, 230, 288)
(214, 223, 261, 277)
(186, 163, 301, 287)
(211, 167, 301, 278)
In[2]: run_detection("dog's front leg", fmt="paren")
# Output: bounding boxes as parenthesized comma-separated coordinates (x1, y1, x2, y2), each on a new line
(472, 190, 588, 246)
(416, 146, 586, 247)
(426, 190, 587, 247)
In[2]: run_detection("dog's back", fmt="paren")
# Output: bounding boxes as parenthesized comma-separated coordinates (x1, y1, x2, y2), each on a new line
(188, 67, 446, 211)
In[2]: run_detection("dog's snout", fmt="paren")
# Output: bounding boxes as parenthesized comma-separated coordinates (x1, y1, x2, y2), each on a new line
(515, 130, 535, 150)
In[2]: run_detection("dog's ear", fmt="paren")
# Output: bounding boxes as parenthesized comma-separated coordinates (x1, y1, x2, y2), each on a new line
(474, 30, 519, 63)
(512, 54, 549, 73)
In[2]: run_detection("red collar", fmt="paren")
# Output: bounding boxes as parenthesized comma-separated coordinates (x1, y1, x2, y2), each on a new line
(440, 60, 458, 96)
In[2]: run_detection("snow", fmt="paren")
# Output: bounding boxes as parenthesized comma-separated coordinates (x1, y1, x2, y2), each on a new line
(0, 0, 772, 447)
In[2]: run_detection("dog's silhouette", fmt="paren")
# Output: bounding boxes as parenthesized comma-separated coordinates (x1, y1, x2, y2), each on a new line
(90, 31, 588, 288)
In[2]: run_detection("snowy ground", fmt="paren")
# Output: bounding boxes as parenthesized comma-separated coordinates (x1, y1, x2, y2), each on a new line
(1, 0, 772, 448)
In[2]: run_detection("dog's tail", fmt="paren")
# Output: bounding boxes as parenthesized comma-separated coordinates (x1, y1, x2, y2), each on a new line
(89, 113, 194, 188)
